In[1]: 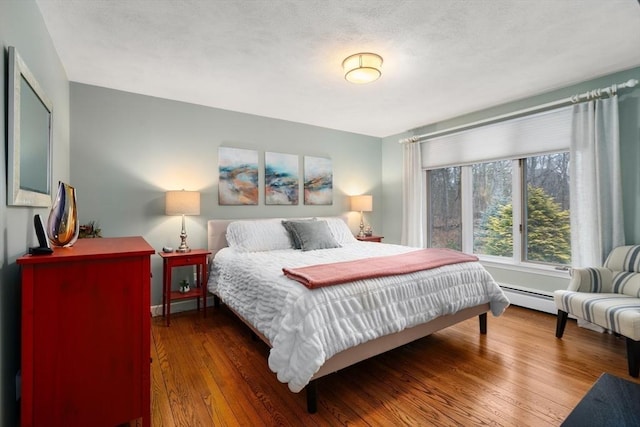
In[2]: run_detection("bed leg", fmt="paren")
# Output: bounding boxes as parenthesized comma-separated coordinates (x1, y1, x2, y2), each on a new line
(213, 295, 220, 308)
(479, 313, 487, 334)
(306, 380, 318, 414)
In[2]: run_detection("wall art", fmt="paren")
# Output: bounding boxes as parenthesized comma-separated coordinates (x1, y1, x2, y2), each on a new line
(265, 152, 299, 205)
(303, 156, 332, 205)
(218, 147, 259, 205)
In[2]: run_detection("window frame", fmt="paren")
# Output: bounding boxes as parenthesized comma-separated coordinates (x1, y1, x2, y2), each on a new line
(427, 153, 571, 274)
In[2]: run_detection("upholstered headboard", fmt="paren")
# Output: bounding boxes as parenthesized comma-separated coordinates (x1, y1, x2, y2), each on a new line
(207, 219, 235, 258)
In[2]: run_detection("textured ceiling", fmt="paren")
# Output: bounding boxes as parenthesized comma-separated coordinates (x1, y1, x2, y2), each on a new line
(35, 0, 640, 138)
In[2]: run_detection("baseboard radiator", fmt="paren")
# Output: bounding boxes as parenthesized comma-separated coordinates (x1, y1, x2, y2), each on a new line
(499, 284, 556, 314)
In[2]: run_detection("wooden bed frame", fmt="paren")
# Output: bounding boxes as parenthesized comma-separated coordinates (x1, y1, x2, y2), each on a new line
(207, 219, 490, 413)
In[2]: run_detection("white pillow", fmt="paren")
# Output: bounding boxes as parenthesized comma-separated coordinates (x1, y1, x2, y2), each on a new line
(317, 216, 357, 244)
(226, 219, 293, 252)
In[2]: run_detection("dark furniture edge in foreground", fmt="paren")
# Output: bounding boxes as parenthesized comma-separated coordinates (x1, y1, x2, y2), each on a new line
(561, 373, 640, 426)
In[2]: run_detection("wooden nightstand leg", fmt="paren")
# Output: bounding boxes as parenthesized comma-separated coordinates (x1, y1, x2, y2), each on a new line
(201, 262, 207, 318)
(196, 264, 201, 313)
(161, 262, 167, 318)
(165, 263, 172, 327)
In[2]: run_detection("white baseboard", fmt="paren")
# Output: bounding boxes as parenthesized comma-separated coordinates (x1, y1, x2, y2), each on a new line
(151, 296, 216, 317)
(499, 283, 556, 314)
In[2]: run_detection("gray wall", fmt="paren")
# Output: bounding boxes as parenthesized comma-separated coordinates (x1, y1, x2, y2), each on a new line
(0, 1, 70, 424)
(70, 83, 382, 307)
(381, 67, 640, 294)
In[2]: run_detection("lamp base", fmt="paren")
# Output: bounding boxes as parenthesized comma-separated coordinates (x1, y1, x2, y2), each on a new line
(176, 234, 190, 252)
(177, 215, 190, 252)
(357, 211, 366, 238)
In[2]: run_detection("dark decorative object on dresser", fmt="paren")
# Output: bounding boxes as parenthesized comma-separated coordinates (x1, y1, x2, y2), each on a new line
(46, 181, 79, 247)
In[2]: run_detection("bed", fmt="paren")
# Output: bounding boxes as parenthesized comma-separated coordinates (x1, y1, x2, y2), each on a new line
(207, 217, 509, 413)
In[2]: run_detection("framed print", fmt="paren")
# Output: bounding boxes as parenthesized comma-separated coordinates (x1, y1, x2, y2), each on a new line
(303, 156, 332, 205)
(218, 147, 259, 205)
(265, 152, 299, 205)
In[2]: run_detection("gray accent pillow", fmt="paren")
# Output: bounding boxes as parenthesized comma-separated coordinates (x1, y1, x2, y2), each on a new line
(285, 220, 341, 251)
(282, 219, 317, 249)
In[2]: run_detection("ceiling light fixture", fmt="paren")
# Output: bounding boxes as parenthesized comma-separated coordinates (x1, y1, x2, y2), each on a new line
(342, 52, 383, 84)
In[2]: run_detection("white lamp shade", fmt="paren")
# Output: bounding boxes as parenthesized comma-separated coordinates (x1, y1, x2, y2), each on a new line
(343, 53, 383, 84)
(350, 195, 373, 212)
(165, 190, 201, 216)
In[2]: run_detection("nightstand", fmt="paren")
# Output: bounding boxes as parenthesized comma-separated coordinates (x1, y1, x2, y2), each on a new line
(158, 249, 211, 326)
(356, 235, 384, 242)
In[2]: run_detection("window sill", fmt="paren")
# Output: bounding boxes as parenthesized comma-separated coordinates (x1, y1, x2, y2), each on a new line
(478, 256, 571, 279)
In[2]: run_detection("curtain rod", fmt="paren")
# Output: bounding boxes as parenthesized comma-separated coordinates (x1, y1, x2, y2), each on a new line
(398, 78, 639, 144)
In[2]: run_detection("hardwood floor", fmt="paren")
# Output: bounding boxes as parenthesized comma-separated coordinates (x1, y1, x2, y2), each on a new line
(151, 305, 639, 426)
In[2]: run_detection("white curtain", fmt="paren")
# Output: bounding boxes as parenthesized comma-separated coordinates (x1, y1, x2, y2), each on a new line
(401, 141, 425, 247)
(570, 96, 625, 268)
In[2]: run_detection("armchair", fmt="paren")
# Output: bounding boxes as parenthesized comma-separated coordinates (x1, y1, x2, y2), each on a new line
(554, 245, 640, 377)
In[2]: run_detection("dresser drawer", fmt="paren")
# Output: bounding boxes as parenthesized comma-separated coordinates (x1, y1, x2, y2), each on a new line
(168, 254, 206, 266)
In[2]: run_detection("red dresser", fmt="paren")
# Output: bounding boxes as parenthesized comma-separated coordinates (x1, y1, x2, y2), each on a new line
(17, 237, 154, 427)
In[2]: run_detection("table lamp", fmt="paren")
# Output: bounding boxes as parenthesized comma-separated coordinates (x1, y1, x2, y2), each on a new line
(165, 190, 201, 252)
(350, 195, 372, 238)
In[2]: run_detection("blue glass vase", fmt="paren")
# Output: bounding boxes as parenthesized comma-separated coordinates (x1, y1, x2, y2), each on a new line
(47, 181, 79, 247)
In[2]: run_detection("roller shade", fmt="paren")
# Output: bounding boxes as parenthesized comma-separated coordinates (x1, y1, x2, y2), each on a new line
(421, 106, 573, 169)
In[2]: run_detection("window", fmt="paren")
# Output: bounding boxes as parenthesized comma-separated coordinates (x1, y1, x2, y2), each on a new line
(423, 106, 573, 268)
(523, 153, 570, 265)
(428, 153, 571, 267)
(472, 160, 512, 257)
(428, 167, 461, 250)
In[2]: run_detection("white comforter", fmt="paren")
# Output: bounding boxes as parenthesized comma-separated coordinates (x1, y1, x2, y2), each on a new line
(208, 242, 509, 392)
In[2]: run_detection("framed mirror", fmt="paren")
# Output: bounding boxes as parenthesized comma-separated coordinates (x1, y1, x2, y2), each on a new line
(7, 46, 53, 207)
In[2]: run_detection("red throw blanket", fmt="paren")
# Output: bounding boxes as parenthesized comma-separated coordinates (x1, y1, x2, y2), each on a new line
(282, 248, 479, 289)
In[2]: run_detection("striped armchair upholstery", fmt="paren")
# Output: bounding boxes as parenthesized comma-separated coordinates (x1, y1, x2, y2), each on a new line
(554, 245, 640, 378)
